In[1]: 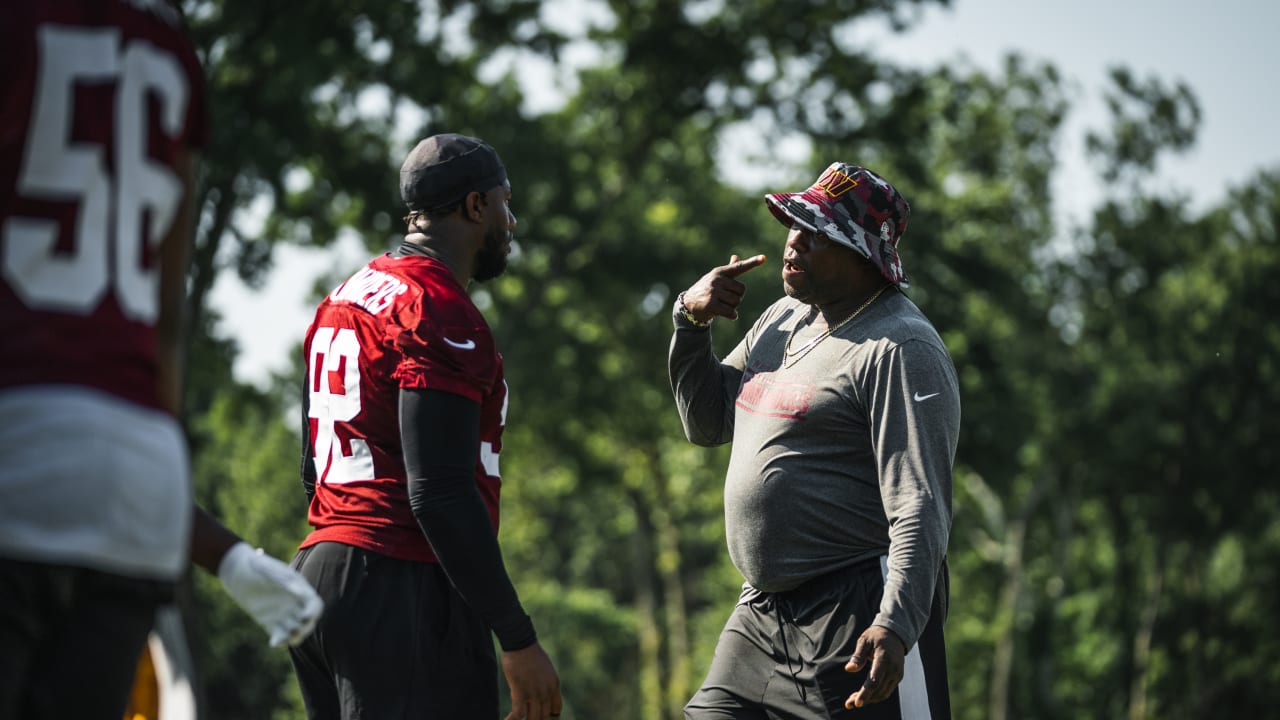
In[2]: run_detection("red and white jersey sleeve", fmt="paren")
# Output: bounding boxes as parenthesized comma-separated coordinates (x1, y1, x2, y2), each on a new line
(0, 0, 207, 411)
(300, 254, 507, 562)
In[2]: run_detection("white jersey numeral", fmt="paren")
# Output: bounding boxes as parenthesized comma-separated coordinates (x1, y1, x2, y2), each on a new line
(2, 26, 188, 321)
(308, 327, 375, 485)
(479, 380, 508, 477)
(308, 328, 508, 482)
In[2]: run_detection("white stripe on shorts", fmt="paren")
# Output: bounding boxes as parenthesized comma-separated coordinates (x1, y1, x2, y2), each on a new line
(880, 555, 932, 720)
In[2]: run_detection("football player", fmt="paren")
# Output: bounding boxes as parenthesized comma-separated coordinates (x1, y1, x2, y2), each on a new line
(1, 2, 319, 717)
(289, 134, 562, 720)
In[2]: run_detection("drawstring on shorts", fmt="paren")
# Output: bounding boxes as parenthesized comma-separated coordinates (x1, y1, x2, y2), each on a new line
(773, 597, 807, 704)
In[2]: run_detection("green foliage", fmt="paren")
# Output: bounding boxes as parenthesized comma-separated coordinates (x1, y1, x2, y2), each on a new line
(175, 1, 1278, 718)
(1043, 167, 1280, 719)
(189, 387, 311, 720)
(1085, 68, 1201, 183)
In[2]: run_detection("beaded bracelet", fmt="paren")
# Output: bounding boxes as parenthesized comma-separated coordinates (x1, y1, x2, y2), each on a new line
(676, 292, 712, 328)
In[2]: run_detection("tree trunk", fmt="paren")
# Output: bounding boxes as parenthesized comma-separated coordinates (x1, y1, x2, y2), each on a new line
(631, 492, 666, 720)
(648, 460, 690, 716)
(185, 179, 235, 363)
(1127, 551, 1164, 720)
(989, 474, 1050, 720)
(1034, 474, 1074, 720)
(988, 520, 1025, 720)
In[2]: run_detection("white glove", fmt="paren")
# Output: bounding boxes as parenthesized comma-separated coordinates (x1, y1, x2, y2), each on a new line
(217, 542, 323, 647)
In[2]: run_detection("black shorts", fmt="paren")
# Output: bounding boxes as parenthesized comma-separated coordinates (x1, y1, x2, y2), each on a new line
(0, 557, 173, 719)
(289, 542, 498, 719)
(685, 558, 951, 719)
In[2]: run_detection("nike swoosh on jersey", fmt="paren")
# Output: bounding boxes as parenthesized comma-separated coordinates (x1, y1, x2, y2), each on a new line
(913, 392, 940, 402)
(443, 337, 476, 350)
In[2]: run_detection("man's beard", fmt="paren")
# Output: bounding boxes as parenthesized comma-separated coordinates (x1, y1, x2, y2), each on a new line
(472, 225, 509, 283)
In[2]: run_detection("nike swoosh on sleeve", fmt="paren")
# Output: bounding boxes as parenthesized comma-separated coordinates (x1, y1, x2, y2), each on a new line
(913, 392, 940, 402)
(443, 337, 476, 350)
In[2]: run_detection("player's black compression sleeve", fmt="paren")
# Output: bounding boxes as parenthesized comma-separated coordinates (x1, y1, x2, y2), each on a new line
(399, 387, 537, 651)
(300, 377, 315, 503)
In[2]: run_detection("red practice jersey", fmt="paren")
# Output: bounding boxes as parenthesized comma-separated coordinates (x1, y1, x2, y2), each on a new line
(0, 0, 206, 411)
(300, 254, 508, 562)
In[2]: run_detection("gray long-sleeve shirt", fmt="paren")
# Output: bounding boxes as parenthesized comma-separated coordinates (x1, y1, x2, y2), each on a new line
(669, 289, 960, 648)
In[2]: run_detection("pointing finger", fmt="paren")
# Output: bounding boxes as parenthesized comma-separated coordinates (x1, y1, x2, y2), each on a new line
(721, 254, 766, 278)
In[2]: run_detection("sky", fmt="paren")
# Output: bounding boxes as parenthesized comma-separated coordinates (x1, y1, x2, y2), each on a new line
(210, 0, 1280, 388)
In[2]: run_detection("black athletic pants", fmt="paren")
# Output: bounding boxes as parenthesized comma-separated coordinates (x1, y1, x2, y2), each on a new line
(685, 558, 951, 719)
(289, 542, 498, 719)
(0, 557, 172, 719)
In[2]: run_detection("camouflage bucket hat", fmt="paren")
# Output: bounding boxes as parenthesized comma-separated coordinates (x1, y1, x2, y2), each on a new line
(764, 162, 912, 288)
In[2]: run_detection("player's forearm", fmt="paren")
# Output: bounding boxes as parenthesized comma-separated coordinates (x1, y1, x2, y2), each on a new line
(407, 471, 536, 650)
(399, 388, 537, 650)
(190, 504, 242, 575)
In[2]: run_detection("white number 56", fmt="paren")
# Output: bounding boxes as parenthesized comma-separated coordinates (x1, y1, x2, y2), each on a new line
(2, 26, 189, 322)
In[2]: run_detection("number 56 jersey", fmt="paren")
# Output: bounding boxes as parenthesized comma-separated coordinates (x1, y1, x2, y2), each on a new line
(1, 0, 206, 411)
(300, 253, 507, 563)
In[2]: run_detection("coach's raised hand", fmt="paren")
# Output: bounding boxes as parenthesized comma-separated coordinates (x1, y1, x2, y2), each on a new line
(679, 254, 766, 323)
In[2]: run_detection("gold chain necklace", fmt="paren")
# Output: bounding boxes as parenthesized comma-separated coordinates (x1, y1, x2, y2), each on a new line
(783, 284, 890, 367)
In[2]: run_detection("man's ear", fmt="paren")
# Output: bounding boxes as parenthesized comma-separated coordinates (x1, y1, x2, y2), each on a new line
(462, 190, 485, 223)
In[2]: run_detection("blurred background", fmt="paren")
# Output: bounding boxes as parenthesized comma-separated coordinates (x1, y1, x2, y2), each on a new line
(176, 1, 1279, 718)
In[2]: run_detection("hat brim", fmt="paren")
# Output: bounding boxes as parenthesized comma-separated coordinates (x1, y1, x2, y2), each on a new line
(764, 192, 910, 288)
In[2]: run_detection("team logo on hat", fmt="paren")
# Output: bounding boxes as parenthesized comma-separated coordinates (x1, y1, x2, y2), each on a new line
(814, 166, 858, 198)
